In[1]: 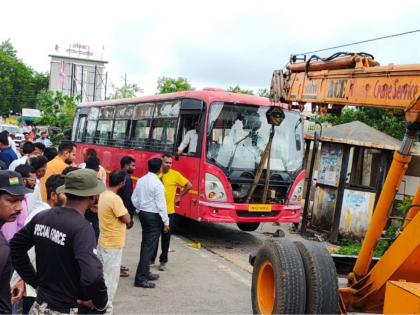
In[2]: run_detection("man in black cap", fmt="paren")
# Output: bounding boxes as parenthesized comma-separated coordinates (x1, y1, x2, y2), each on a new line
(0, 170, 33, 314)
(10, 168, 108, 314)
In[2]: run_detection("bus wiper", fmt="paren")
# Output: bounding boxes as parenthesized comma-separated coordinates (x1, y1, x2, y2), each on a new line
(226, 131, 253, 175)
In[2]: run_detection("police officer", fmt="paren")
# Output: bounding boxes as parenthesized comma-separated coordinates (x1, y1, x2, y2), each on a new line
(10, 169, 108, 314)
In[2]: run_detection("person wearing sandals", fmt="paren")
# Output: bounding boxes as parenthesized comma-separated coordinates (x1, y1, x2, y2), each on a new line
(132, 158, 169, 288)
(98, 170, 131, 314)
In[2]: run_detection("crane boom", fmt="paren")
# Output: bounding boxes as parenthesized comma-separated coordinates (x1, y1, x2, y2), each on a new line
(268, 53, 420, 312)
(270, 53, 420, 122)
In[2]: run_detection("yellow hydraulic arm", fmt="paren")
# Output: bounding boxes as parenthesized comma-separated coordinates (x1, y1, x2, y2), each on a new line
(270, 52, 420, 313)
(271, 53, 420, 122)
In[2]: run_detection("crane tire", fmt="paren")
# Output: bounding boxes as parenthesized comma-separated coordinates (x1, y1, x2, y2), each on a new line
(251, 239, 306, 314)
(294, 240, 339, 314)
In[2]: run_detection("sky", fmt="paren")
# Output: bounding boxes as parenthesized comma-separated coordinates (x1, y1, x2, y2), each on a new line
(1, 0, 420, 95)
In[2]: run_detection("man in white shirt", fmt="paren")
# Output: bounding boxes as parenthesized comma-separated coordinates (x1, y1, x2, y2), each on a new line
(9, 142, 35, 171)
(177, 122, 199, 155)
(132, 158, 169, 288)
(7, 134, 17, 155)
(26, 156, 48, 215)
(35, 132, 52, 148)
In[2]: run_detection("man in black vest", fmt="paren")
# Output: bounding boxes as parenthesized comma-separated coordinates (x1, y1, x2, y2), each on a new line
(10, 169, 108, 314)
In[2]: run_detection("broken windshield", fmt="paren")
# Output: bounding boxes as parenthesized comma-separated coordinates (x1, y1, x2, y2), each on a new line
(206, 102, 304, 173)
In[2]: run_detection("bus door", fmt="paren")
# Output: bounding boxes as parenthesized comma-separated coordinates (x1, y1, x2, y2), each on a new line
(173, 99, 205, 219)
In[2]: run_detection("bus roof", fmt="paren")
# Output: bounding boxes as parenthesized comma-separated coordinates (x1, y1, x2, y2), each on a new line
(77, 89, 286, 108)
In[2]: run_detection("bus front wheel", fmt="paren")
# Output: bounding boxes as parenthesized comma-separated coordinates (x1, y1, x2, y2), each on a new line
(237, 223, 260, 232)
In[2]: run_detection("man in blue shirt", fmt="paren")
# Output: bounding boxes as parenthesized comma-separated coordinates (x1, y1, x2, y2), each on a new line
(0, 132, 17, 169)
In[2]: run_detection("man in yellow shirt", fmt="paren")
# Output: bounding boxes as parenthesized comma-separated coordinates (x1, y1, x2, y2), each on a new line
(98, 170, 131, 314)
(152, 153, 192, 271)
(40, 141, 77, 202)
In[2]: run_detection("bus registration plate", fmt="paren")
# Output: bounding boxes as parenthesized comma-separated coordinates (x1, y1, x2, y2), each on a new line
(248, 204, 272, 212)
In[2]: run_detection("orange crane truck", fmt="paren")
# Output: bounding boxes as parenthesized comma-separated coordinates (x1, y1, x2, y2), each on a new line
(250, 52, 420, 314)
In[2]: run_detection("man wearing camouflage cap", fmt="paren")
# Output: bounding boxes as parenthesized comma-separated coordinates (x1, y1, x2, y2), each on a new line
(10, 169, 108, 314)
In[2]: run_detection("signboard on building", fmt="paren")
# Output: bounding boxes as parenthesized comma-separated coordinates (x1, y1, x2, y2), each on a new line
(22, 108, 41, 118)
(317, 142, 344, 187)
(49, 47, 108, 102)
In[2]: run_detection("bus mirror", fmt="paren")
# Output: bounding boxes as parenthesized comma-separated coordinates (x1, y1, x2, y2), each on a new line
(266, 106, 285, 126)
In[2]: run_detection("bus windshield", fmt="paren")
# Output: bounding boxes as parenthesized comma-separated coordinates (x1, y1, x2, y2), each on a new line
(206, 102, 303, 173)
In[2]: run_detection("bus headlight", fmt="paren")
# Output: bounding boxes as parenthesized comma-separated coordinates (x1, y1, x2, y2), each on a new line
(289, 180, 304, 205)
(205, 173, 227, 202)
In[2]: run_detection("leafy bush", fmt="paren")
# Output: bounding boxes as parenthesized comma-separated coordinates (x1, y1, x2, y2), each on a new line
(317, 108, 405, 140)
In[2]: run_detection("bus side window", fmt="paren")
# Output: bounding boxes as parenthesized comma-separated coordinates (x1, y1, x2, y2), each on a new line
(131, 103, 155, 150)
(85, 120, 97, 144)
(75, 116, 87, 142)
(85, 107, 99, 144)
(71, 110, 80, 141)
(96, 120, 113, 146)
(96, 106, 115, 146)
(131, 119, 151, 150)
(113, 104, 134, 148)
(150, 118, 177, 152)
(112, 120, 131, 147)
(149, 101, 180, 153)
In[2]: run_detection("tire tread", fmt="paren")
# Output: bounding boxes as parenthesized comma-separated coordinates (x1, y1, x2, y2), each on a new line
(295, 240, 339, 314)
(252, 238, 306, 314)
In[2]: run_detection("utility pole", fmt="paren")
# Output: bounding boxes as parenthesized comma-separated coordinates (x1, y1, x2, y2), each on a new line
(123, 73, 127, 98)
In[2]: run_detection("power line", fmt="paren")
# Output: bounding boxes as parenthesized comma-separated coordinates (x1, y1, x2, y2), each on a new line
(297, 29, 420, 55)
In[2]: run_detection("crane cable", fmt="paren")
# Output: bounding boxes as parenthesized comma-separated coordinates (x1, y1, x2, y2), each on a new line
(297, 29, 420, 56)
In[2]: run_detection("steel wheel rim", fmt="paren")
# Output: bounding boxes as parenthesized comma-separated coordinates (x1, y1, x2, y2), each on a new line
(257, 261, 275, 315)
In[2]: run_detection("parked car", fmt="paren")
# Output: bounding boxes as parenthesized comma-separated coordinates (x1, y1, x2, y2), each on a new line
(0, 124, 24, 146)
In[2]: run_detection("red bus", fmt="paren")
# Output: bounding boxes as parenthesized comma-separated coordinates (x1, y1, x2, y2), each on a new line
(71, 89, 304, 231)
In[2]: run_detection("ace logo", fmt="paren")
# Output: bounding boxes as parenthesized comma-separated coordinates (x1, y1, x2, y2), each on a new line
(327, 80, 348, 99)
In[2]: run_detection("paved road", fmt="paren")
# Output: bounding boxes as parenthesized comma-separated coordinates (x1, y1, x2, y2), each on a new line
(113, 217, 253, 314)
(175, 219, 304, 272)
(113, 217, 343, 313)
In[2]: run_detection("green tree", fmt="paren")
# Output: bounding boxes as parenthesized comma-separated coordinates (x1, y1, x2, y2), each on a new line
(0, 40, 49, 115)
(226, 85, 254, 95)
(156, 76, 194, 94)
(109, 74, 143, 99)
(317, 108, 405, 140)
(258, 88, 270, 98)
(35, 91, 79, 134)
(0, 39, 17, 57)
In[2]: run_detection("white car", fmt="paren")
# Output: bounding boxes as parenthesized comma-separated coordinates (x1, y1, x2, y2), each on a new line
(0, 124, 24, 146)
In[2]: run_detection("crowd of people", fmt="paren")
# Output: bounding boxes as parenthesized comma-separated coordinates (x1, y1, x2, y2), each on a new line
(0, 138, 192, 314)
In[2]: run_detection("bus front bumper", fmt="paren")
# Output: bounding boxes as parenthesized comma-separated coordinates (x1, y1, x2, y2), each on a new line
(197, 201, 301, 223)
